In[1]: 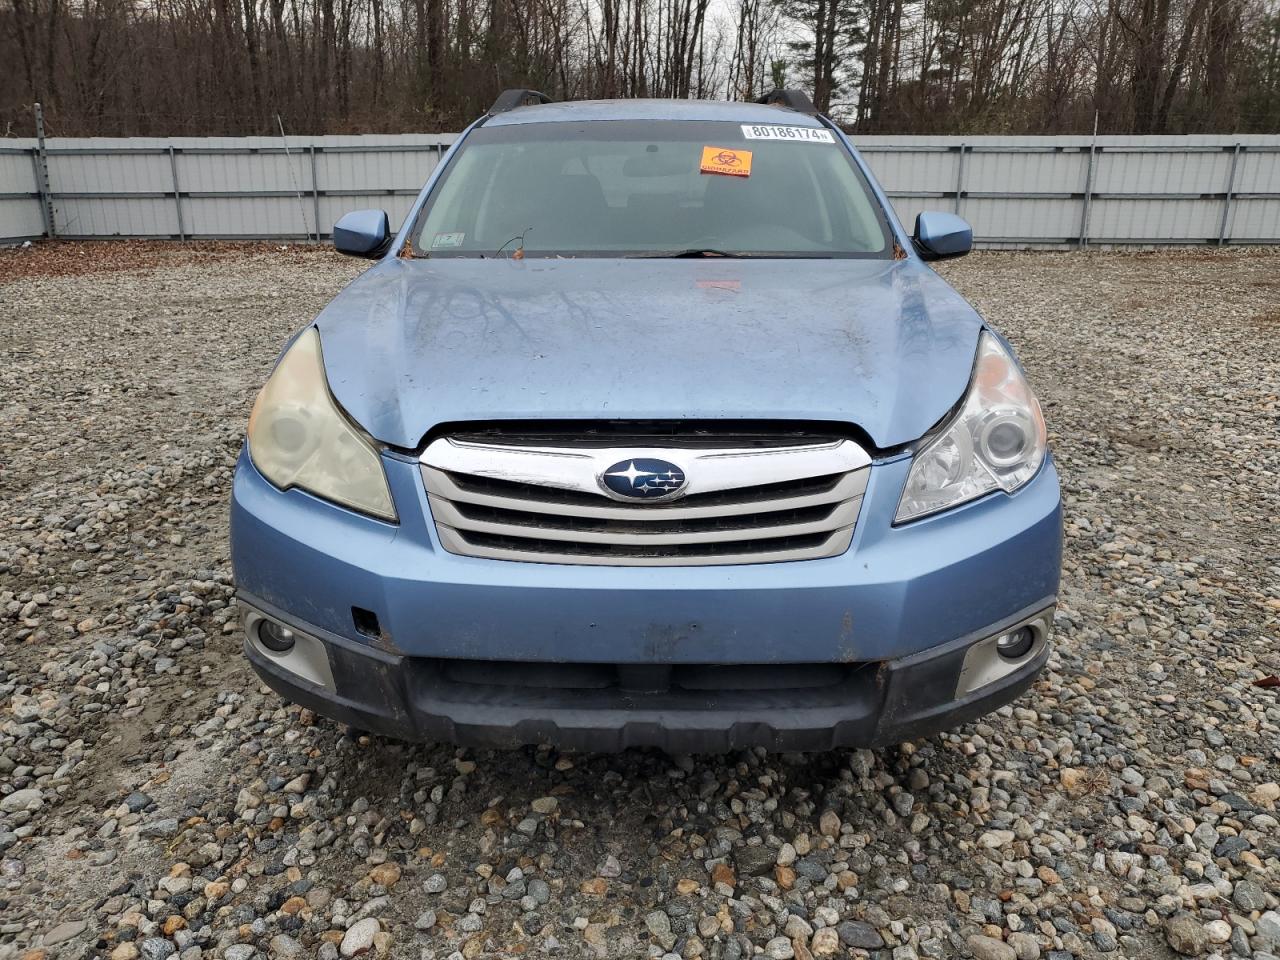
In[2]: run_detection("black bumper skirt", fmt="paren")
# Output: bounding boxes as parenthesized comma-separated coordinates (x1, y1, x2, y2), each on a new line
(239, 592, 1051, 752)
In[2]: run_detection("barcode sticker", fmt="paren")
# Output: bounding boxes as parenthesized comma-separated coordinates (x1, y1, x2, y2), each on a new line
(740, 124, 835, 143)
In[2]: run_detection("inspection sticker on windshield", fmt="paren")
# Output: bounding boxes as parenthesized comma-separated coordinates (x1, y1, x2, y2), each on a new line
(700, 146, 753, 177)
(740, 124, 835, 143)
(431, 232, 465, 248)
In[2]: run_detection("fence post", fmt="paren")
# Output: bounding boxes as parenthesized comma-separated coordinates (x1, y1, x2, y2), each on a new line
(954, 143, 967, 215)
(33, 102, 56, 238)
(1078, 144, 1097, 248)
(1218, 143, 1242, 246)
(310, 145, 321, 242)
(168, 146, 186, 241)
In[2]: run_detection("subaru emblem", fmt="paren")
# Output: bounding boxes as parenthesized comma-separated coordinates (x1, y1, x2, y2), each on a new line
(599, 458, 688, 502)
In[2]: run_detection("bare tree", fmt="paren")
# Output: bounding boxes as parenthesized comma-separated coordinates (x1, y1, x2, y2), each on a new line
(1, 0, 1276, 135)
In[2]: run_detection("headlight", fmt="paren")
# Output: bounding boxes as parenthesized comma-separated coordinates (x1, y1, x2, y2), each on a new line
(247, 328, 397, 521)
(896, 331, 1046, 523)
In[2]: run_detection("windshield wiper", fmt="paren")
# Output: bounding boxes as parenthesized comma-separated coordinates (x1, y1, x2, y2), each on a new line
(627, 248, 749, 258)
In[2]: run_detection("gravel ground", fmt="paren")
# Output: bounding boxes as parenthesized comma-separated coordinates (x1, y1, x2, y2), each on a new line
(1, 244, 1278, 960)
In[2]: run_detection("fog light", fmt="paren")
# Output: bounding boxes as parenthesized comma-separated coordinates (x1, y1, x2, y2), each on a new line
(257, 619, 296, 653)
(995, 626, 1035, 660)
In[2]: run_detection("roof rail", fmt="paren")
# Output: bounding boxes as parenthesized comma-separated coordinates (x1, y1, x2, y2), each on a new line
(489, 89, 554, 114)
(755, 88, 818, 115)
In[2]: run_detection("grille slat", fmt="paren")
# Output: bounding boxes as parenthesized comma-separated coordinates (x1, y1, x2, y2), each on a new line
(446, 469, 846, 509)
(431, 496, 858, 546)
(420, 433, 871, 566)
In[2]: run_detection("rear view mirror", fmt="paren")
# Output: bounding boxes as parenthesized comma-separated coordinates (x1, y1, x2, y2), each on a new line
(333, 209, 392, 258)
(913, 211, 972, 260)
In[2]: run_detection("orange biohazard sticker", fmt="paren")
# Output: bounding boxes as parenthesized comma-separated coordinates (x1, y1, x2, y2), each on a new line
(700, 146, 752, 177)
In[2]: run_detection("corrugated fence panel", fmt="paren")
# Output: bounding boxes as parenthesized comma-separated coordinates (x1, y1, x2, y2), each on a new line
(962, 198, 1081, 242)
(58, 198, 179, 238)
(1231, 200, 1280, 241)
(1225, 147, 1280, 242)
(318, 144, 445, 193)
(1089, 198, 1224, 242)
(1237, 148, 1280, 193)
(2, 132, 1277, 246)
(966, 148, 1087, 196)
(0, 200, 44, 240)
(857, 147, 959, 197)
(46, 143, 172, 238)
(1095, 147, 1232, 195)
(0, 150, 37, 194)
(182, 151, 310, 193)
(0, 149, 43, 240)
(184, 196, 313, 238)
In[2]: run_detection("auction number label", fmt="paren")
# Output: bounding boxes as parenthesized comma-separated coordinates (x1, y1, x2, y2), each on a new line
(740, 125, 835, 143)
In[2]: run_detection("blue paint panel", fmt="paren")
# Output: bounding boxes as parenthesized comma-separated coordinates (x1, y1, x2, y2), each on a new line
(231, 448, 1061, 665)
(317, 257, 984, 451)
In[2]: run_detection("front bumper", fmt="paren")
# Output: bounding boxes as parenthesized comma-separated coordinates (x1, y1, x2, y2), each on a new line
(241, 594, 1053, 750)
(231, 448, 1062, 750)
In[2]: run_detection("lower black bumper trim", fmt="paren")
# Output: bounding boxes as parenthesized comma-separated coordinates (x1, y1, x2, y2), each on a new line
(238, 591, 1052, 752)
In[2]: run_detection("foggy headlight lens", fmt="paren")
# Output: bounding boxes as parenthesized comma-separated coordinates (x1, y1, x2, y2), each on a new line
(247, 328, 397, 522)
(896, 332, 1047, 523)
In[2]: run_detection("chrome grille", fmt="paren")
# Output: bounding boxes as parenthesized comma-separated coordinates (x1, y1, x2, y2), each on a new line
(420, 435, 871, 566)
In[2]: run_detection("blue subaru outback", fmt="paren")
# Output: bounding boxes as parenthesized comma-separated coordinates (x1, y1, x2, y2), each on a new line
(231, 89, 1062, 751)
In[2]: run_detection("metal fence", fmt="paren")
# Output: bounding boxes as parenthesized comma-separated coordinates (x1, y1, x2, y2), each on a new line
(856, 134, 1280, 247)
(0, 134, 457, 243)
(2, 131, 1278, 247)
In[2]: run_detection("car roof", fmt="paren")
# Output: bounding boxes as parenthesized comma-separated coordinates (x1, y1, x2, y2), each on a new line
(483, 98, 828, 128)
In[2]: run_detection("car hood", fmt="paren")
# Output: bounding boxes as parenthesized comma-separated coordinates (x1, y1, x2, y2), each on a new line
(316, 257, 984, 450)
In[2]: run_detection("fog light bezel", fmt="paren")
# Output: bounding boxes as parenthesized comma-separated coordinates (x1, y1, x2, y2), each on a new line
(955, 607, 1053, 699)
(242, 608, 337, 692)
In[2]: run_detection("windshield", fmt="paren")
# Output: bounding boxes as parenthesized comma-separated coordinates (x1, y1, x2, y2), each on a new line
(412, 119, 893, 258)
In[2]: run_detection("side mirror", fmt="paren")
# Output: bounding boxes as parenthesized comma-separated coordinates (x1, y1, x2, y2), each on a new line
(333, 209, 392, 258)
(912, 211, 972, 260)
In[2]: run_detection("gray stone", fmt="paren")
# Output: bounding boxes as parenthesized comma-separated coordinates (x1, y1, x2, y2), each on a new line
(967, 935, 1017, 960)
(837, 921, 884, 950)
(340, 918, 381, 957)
(138, 818, 180, 838)
(43, 920, 89, 945)
(1006, 932, 1041, 960)
(0, 789, 44, 814)
(268, 934, 303, 959)
(644, 911, 675, 950)
(139, 939, 177, 960)
(422, 873, 448, 894)
(597, 854, 622, 878)
(1164, 914, 1209, 956)
(1234, 879, 1266, 912)
(1256, 912, 1280, 947)
(731, 843, 776, 876)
